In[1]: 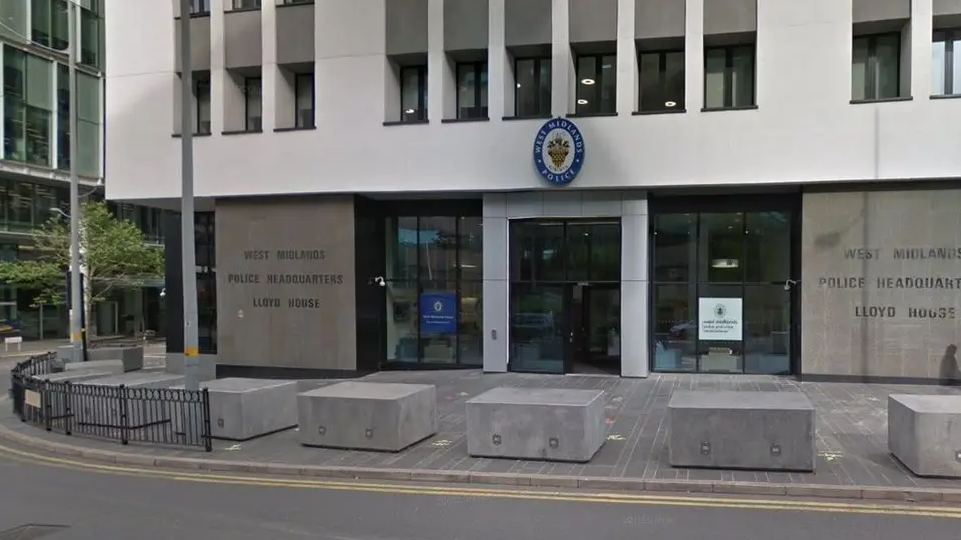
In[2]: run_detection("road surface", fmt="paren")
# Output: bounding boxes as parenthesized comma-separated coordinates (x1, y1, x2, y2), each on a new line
(0, 441, 958, 539)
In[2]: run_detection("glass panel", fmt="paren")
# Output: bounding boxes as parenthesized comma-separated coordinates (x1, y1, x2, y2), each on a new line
(698, 213, 743, 283)
(584, 286, 620, 365)
(696, 284, 743, 372)
(652, 283, 697, 371)
(80, 8, 101, 68)
(196, 79, 211, 133)
(654, 213, 696, 282)
(731, 46, 754, 107)
(510, 283, 565, 373)
(52, 0, 68, 51)
(852, 37, 869, 100)
(400, 66, 424, 122)
(31, 0, 51, 47)
(9, 182, 34, 230)
(575, 56, 597, 114)
(0, 0, 29, 40)
(57, 64, 69, 169)
(565, 223, 591, 282)
(385, 281, 418, 362)
(534, 222, 565, 281)
(458, 279, 483, 366)
(538, 58, 551, 114)
(744, 211, 790, 282)
(77, 119, 98, 176)
(32, 186, 55, 227)
(295, 73, 313, 127)
(744, 284, 790, 374)
(515, 58, 537, 116)
(418, 217, 457, 282)
(932, 37, 947, 95)
(456, 63, 476, 118)
(77, 72, 100, 121)
(589, 222, 620, 281)
(3, 97, 25, 161)
(875, 34, 900, 99)
(664, 51, 685, 110)
(244, 78, 262, 130)
(3, 47, 25, 99)
(457, 216, 482, 281)
(704, 47, 726, 108)
(420, 280, 458, 364)
(952, 36, 961, 95)
(638, 52, 662, 112)
(509, 221, 535, 282)
(25, 54, 53, 109)
(599, 54, 617, 113)
(386, 216, 418, 281)
(26, 107, 51, 166)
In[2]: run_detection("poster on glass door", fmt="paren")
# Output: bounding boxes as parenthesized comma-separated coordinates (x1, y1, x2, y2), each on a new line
(698, 297, 743, 341)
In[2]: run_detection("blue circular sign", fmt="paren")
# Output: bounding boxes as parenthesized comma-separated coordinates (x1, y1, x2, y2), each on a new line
(533, 118, 586, 186)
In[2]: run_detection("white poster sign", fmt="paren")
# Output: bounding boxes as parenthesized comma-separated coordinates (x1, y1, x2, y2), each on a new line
(698, 297, 743, 341)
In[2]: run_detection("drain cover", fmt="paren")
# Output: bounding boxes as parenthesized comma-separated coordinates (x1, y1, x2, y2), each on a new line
(0, 524, 69, 540)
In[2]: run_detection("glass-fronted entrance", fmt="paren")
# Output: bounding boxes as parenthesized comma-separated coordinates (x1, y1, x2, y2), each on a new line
(650, 196, 799, 375)
(508, 219, 621, 375)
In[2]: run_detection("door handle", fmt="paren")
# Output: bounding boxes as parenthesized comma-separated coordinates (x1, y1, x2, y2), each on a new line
(569, 332, 574, 343)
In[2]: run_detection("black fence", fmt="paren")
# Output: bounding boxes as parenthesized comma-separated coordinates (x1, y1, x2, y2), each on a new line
(10, 353, 212, 451)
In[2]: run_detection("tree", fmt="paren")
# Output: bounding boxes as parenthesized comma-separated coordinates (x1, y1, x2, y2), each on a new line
(0, 201, 164, 336)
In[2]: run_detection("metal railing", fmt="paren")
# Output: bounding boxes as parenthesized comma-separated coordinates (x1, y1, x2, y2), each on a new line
(10, 352, 212, 451)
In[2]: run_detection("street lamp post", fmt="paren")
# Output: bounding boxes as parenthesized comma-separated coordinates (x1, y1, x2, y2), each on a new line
(179, 0, 200, 390)
(67, 1, 82, 363)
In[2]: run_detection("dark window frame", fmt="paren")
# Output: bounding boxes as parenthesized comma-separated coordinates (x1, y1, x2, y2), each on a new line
(294, 72, 315, 128)
(933, 29, 960, 95)
(399, 65, 427, 122)
(574, 53, 617, 115)
(243, 76, 262, 132)
(852, 32, 902, 101)
(513, 56, 551, 118)
(703, 44, 756, 109)
(455, 61, 488, 119)
(637, 48, 685, 112)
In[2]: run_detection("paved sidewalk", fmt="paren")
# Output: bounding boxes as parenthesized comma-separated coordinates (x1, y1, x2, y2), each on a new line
(3, 370, 961, 501)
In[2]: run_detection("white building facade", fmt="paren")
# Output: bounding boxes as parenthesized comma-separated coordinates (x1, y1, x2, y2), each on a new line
(105, 0, 961, 384)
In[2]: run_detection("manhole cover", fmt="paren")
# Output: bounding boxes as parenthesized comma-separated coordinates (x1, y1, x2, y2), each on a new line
(0, 524, 69, 540)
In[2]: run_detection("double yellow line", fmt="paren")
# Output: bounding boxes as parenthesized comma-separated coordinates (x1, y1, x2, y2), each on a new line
(2, 442, 960, 519)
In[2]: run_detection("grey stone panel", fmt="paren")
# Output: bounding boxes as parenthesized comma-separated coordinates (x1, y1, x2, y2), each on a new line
(668, 391, 816, 471)
(935, 0, 961, 16)
(64, 359, 126, 376)
(297, 382, 437, 452)
(224, 10, 263, 69)
(86, 347, 144, 372)
(73, 372, 186, 428)
(444, 0, 489, 52)
(206, 378, 298, 441)
(569, 0, 618, 44)
(888, 394, 961, 477)
(635, 0, 685, 40)
(57, 345, 74, 363)
(174, 16, 211, 72)
(852, 0, 910, 23)
(505, 0, 552, 48)
(164, 353, 218, 382)
(465, 387, 607, 462)
(387, 0, 429, 56)
(703, 0, 756, 36)
(276, 3, 315, 65)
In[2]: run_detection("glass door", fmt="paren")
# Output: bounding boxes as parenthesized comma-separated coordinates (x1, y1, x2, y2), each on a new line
(509, 283, 569, 374)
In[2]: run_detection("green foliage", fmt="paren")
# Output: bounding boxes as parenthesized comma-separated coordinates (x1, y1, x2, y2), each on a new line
(0, 201, 164, 307)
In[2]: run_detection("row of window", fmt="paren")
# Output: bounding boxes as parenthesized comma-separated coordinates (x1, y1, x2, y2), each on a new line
(0, 0, 102, 69)
(187, 0, 310, 15)
(395, 31, 961, 122)
(2, 45, 101, 176)
(186, 70, 314, 135)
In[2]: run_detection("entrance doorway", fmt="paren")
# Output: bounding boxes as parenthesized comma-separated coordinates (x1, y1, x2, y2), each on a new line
(508, 220, 622, 375)
(649, 197, 799, 375)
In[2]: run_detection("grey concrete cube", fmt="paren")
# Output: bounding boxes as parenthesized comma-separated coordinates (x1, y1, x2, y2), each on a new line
(889, 394, 961, 477)
(64, 360, 126, 376)
(87, 347, 144, 372)
(466, 387, 607, 462)
(37, 370, 114, 418)
(668, 391, 816, 471)
(186, 378, 298, 440)
(73, 372, 185, 428)
(297, 382, 437, 452)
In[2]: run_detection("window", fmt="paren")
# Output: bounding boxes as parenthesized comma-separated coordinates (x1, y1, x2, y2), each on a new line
(455, 62, 488, 119)
(513, 57, 551, 118)
(194, 77, 211, 134)
(283, 0, 312, 4)
(704, 45, 755, 109)
(638, 50, 685, 112)
(76, 72, 100, 177)
(57, 64, 69, 170)
(191, 0, 210, 14)
(400, 65, 427, 122)
(852, 34, 900, 101)
(232, 0, 261, 9)
(295, 73, 315, 128)
(575, 54, 616, 115)
(243, 77, 262, 132)
(932, 30, 961, 96)
(3, 48, 53, 167)
(30, 0, 69, 51)
(79, 4, 102, 68)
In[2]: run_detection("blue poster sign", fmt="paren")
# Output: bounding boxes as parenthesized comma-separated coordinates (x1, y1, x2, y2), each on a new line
(533, 117, 586, 186)
(420, 292, 457, 334)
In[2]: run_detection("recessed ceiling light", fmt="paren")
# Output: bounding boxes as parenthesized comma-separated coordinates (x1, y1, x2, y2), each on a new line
(577, 99, 588, 105)
(404, 108, 415, 114)
(580, 78, 595, 85)
(665, 101, 677, 107)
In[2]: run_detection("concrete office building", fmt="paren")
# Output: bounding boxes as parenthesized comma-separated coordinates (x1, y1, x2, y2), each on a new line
(106, 0, 961, 384)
